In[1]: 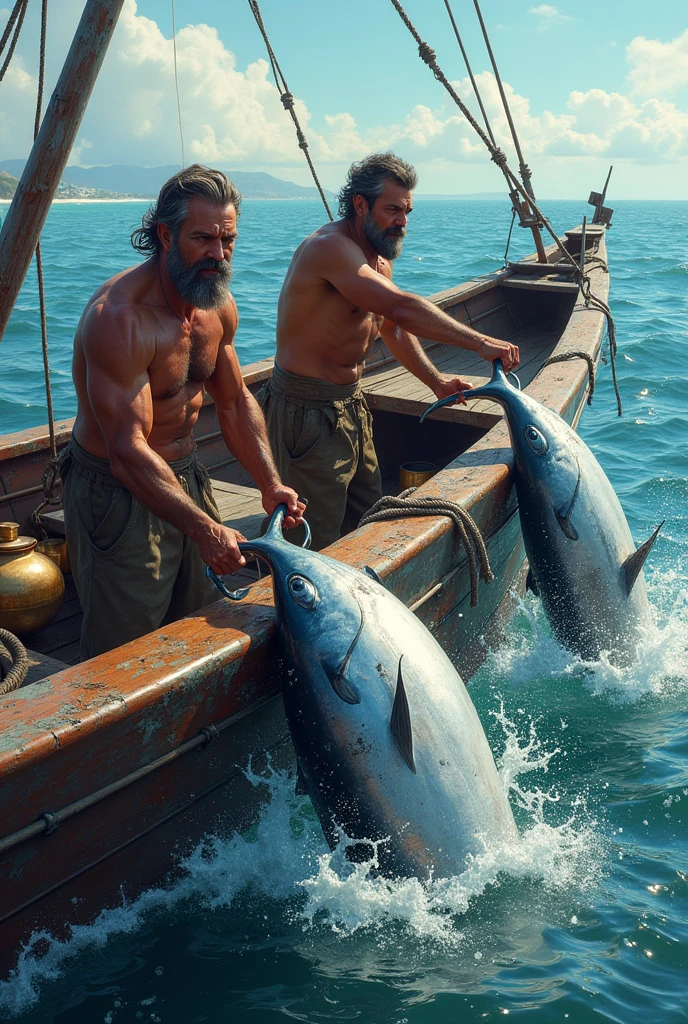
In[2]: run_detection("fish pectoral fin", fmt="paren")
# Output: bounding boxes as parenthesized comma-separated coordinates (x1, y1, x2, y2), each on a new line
(322, 662, 361, 705)
(322, 596, 365, 704)
(621, 521, 663, 596)
(526, 566, 540, 597)
(555, 458, 581, 540)
(294, 761, 308, 796)
(390, 656, 416, 774)
(555, 510, 579, 541)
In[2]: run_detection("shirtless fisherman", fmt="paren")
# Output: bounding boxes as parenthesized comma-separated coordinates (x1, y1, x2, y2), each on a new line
(62, 165, 305, 660)
(261, 152, 519, 550)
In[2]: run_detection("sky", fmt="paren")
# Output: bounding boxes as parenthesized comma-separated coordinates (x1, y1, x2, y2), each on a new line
(1, 0, 687, 199)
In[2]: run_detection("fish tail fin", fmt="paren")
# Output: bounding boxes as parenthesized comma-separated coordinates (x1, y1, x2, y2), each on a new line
(622, 521, 663, 596)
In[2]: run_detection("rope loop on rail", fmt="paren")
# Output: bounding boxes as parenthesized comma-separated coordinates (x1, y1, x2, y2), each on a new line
(359, 488, 493, 607)
(0, 629, 29, 695)
(545, 351, 596, 405)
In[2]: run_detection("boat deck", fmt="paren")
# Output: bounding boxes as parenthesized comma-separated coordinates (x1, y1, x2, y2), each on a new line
(362, 321, 561, 425)
(20, 317, 563, 676)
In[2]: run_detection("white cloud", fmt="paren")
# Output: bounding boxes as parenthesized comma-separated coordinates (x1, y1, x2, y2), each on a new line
(626, 29, 688, 97)
(0, 0, 685, 196)
(528, 5, 572, 29)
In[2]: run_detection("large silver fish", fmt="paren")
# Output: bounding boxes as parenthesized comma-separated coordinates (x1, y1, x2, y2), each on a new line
(210, 508, 518, 879)
(424, 360, 660, 666)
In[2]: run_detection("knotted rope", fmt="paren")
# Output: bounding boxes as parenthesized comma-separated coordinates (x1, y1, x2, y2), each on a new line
(358, 488, 493, 607)
(389, 0, 623, 416)
(0, 629, 29, 695)
(247, 0, 333, 221)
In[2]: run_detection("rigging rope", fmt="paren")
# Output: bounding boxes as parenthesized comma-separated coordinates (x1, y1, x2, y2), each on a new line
(388, 0, 623, 415)
(170, 0, 185, 167)
(247, 0, 333, 220)
(358, 488, 493, 607)
(443, 0, 496, 147)
(30, 0, 64, 532)
(0, 0, 28, 83)
(472, 0, 535, 201)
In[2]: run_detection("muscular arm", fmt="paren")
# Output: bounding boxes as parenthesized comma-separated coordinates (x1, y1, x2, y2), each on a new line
(81, 303, 246, 573)
(379, 320, 445, 390)
(318, 235, 519, 371)
(205, 301, 305, 529)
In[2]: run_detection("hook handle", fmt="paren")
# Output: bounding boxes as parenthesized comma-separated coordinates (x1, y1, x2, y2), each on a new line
(205, 565, 250, 601)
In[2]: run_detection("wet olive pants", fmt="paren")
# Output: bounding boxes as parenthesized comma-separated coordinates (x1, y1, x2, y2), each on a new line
(259, 364, 382, 551)
(60, 439, 222, 661)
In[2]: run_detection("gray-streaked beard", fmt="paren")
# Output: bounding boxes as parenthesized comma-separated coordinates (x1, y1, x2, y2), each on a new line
(362, 213, 406, 260)
(166, 245, 232, 310)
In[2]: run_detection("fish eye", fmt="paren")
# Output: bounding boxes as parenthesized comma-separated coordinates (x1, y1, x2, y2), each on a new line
(287, 574, 319, 609)
(523, 424, 549, 456)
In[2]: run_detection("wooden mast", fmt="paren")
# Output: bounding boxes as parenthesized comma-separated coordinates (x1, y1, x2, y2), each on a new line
(0, 0, 126, 341)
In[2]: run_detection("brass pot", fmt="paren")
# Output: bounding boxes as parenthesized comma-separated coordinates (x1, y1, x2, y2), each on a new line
(0, 522, 65, 635)
(399, 461, 437, 490)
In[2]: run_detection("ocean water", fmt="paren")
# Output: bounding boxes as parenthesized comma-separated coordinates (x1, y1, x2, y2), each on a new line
(0, 199, 687, 1023)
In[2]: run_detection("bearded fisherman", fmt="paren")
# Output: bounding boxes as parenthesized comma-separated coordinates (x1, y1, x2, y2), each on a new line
(260, 151, 519, 551)
(62, 165, 305, 660)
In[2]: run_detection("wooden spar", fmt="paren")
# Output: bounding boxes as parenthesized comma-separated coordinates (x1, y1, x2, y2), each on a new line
(0, 0, 126, 342)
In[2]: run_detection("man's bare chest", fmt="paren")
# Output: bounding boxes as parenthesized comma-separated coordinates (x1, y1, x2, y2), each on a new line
(151, 324, 220, 400)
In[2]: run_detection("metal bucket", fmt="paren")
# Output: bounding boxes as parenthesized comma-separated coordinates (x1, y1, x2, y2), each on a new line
(399, 461, 437, 490)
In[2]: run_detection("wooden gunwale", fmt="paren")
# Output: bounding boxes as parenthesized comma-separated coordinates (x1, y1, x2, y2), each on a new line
(0, 230, 609, 954)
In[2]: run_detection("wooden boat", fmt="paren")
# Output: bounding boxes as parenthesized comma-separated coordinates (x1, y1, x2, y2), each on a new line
(0, 219, 610, 965)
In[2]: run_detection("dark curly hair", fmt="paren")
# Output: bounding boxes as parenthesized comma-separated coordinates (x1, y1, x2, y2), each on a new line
(337, 152, 418, 220)
(131, 164, 241, 256)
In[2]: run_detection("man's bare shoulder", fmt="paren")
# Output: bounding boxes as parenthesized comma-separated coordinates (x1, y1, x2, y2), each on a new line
(216, 291, 239, 341)
(79, 263, 159, 365)
(297, 220, 366, 274)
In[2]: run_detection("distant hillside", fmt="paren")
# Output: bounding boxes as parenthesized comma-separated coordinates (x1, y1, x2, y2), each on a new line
(0, 171, 18, 199)
(416, 192, 507, 201)
(0, 161, 337, 201)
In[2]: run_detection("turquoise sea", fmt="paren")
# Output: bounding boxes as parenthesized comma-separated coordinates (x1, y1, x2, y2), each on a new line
(0, 198, 687, 1023)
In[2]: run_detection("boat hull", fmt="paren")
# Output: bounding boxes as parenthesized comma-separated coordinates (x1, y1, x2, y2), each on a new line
(0, 225, 609, 970)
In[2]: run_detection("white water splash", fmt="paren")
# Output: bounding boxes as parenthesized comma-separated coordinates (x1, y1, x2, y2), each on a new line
(0, 713, 600, 1017)
(486, 581, 688, 704)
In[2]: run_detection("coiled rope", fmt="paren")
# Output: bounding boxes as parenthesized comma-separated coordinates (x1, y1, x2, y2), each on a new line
(247, 0, 333, 221)
(0, 629, 29, 695)
(359, 488, 493, 607)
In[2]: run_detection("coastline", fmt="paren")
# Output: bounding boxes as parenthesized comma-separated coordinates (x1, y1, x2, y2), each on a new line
(0, 198, 149, 205)
(0, 196, 329, 205)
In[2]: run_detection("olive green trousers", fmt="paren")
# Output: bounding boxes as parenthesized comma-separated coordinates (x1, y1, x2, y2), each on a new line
(258, 364, 382, 551)
(60, 439, 222, 661)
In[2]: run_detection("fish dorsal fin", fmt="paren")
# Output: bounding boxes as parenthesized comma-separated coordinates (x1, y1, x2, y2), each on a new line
(622, 521, 663, 596)
(390, 656, 416, 774)
(322, 597, 364, 705)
